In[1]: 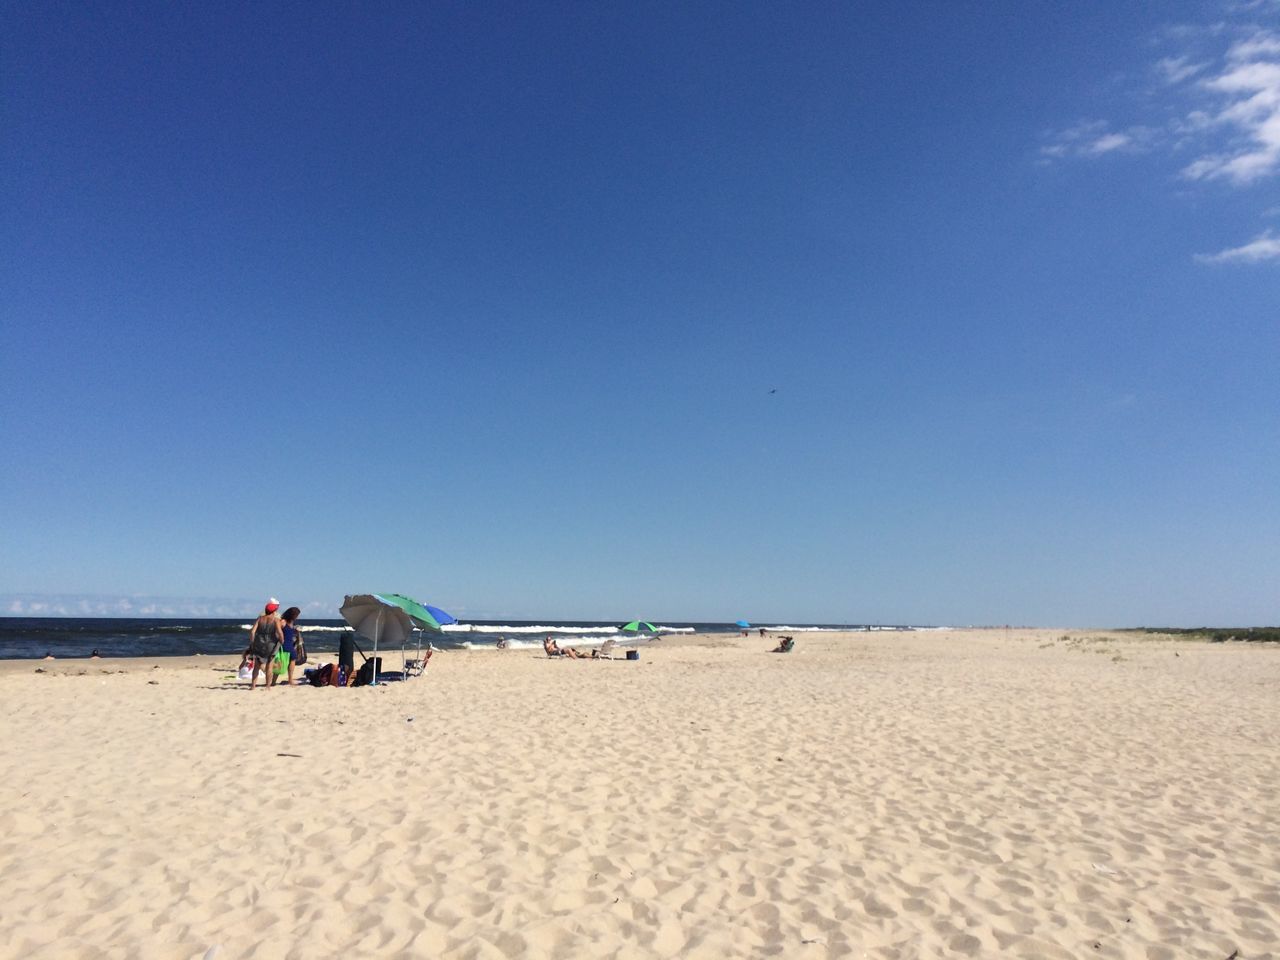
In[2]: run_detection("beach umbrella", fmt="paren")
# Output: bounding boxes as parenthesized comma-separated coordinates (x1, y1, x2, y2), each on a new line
(412, 602, 455, 664)
(376, 593, 445, 632)
(735, 620, 751, 628)
(620, 620, 658, 636)
(340, 594, 442, 684)
(424, 604, 457, 626)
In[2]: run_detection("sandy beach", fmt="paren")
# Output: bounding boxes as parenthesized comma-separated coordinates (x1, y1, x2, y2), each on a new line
(0, 629, 1276, 959)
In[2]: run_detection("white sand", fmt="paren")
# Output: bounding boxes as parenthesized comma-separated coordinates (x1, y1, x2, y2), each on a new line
(0, 629, 1276, 959)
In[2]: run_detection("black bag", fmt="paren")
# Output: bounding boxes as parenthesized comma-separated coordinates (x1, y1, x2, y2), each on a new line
(293, 640, 307, 666)
(352, 656, 383, 687)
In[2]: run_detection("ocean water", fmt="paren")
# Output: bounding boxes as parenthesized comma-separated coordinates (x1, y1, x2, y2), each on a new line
(0, 618, 903, 660)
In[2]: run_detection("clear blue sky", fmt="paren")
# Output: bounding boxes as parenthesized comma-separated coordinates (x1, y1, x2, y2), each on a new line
(3, 1, 1277, 625)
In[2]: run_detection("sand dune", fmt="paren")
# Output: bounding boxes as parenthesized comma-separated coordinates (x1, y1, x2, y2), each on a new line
(0, 629, 1276, 958)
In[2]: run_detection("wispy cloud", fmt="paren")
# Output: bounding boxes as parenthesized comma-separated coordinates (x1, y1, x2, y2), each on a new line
(1196, 229, 1280, 261)
(1042, 9, 1280, 263)
(1158, 55, 1208, 84)
(1180, 36, 1280, 184)
(1040, 121, 1152, 159)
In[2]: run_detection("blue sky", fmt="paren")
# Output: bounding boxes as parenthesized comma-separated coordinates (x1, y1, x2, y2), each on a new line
(3, 1, 1277, 626)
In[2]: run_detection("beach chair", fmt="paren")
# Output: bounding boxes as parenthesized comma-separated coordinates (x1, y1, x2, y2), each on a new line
(404, 645, 433, 677)
(595, 639, 619, 660)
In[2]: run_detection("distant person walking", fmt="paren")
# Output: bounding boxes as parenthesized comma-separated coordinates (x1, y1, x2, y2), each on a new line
(279, 606, 305, 685)
(248, 598, 284, 690)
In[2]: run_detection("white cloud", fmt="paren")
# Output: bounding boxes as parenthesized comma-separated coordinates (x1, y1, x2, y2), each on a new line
(1043, 23, 1280, 182)
(1158, 55, 1208, 84)
(1043, 11, 1280, 263)
(1181, 45, 1280, 183)
(1195, 229, 1280, 261)
(1041, 120, 1151, 159)
(1087, 132, 1134, 154)
(1228, 33, 1280, 59)
(0, 593, 325, 618)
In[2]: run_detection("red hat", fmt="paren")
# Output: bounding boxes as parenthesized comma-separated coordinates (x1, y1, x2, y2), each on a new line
(265, 597, 280, 613)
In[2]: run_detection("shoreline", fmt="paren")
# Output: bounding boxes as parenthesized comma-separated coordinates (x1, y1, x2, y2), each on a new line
(5, 624, 1276, 672)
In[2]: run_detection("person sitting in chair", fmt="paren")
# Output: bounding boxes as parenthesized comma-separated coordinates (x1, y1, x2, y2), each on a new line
(769, 636, 795, 653)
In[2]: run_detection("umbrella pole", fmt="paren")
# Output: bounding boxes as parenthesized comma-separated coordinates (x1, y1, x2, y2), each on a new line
(372, 609, 382, 686)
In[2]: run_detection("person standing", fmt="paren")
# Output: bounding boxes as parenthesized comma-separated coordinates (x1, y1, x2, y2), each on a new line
(248, 598, 284, 690)
(279, 606, 304, 685)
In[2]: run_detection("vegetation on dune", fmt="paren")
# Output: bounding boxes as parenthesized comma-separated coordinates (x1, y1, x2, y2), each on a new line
(1126, 627, 1280, 644)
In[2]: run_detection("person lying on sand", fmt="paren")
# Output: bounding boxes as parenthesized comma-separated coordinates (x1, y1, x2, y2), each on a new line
(544, 637, 592, 659)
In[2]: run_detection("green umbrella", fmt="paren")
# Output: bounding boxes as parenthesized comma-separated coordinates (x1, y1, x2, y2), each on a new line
(620, 620, 658, 635)
(376, 593, 444, 632)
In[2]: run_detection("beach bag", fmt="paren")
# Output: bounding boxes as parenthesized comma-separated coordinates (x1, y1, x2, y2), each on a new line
(352, 656, 382, 687)
(294, 640, 307, 666)
(237, 663, 253, 681)
(273, 648, 289, 677)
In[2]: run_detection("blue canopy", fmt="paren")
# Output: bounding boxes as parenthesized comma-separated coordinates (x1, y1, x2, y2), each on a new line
(735, 620, 751, 628)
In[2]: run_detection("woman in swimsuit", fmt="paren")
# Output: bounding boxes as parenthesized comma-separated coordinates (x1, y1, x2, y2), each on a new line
(280, 606, 303, 685)
(248, 599, 284, 690)
(543, 636, 588, 659)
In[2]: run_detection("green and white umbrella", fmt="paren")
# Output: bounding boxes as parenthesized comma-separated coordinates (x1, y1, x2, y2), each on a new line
(340, 593, 442, 683)
(620, 620, 658, 636)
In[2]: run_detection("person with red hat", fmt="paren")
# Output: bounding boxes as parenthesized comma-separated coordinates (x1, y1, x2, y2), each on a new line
(247, 598, 284, 690)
